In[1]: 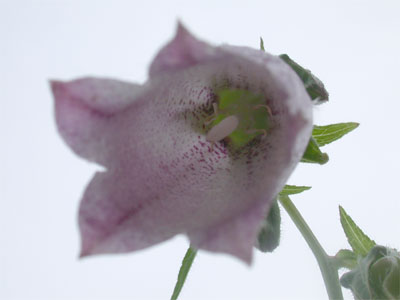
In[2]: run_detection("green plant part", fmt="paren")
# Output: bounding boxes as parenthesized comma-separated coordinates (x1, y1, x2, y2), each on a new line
(205, 89, 271, 149)
(279, 185, 311, 196)
(279, 54, 329, 104)
(256, 200, 281, 253)
(339, 206, 376, 257)
(334, 249, 358, 270)
(312, 123, 359, 147)
(301, 136, 329, 164)
(340, 245, 400, 300)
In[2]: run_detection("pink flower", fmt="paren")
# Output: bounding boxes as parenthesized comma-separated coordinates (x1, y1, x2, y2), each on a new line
(51, 24, 312, 264)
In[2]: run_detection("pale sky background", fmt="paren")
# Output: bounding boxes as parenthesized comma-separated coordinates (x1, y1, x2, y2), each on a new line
(1, 0, 400, 299)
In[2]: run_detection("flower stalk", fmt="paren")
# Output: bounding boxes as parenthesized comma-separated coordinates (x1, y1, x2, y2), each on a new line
(279, 195, 343, 300)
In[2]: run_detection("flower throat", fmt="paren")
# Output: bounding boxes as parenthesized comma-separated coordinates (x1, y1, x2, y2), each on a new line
(205, 89, 272, 149)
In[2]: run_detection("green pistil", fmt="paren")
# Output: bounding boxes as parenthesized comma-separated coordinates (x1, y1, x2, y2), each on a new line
(210, 89, 270, 148)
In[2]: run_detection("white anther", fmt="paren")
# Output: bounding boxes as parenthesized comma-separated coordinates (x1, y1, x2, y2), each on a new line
(206, 115, 239, 142)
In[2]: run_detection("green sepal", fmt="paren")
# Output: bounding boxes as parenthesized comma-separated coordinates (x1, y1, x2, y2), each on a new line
(301, 136, 329, 164)
(279, 54, 329, 104)
(260, 37, 265, 51)
(256, 200, 281, 253)
(279, 185, 311, 196)
(313, 123, 359, 147)
(171, 247, 197, 300)
(334, 249, 358, 270)
(339, 206, 376, 257)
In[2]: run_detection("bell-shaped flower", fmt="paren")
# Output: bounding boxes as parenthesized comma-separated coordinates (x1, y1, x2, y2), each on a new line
(51, 24, 313, 264)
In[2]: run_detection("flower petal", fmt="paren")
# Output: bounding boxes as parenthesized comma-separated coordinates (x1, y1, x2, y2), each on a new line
(79, 170, 178, 257)
(52, 78, 142, 166)
(188, 200, 270, 264)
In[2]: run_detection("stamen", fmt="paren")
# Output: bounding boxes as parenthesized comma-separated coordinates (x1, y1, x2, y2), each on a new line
(204, 115, 216, 126)
(246, 128, 267, 137)
(204, 103, 219, 125)
(253, 104, 272, 116)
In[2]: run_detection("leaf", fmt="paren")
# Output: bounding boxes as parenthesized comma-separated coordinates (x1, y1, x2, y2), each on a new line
(339, 206, 376, 257)
(279, 54, 329, 104)
(301, 136, 329, 164)
(280, 185, 311, 196)
(334, 249, 358, 270)
(313, 123, 359, 147)
(171, 247, 197, 300)
(260, 37, 265, 51)
(256, 200, 281, 253)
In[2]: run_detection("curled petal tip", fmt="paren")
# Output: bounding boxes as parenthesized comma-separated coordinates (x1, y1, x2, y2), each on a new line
(176, 20, 188, 35)
(149, 23, 213, 77)
(79, 246, 95, 259)
(49, 80, 64, 95)
(174, 20, 196, 42)
(78, 238, 92, 259)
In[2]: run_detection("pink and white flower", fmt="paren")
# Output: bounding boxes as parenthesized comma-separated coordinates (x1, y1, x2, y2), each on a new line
(51, 24, 312, 264)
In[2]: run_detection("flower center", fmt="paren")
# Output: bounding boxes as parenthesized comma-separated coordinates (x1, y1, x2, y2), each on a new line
(205, 89, 271, 148)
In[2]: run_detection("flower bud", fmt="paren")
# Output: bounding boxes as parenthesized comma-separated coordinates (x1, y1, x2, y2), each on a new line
(255, 200, 281, 253)
(340, 245, 400, 300)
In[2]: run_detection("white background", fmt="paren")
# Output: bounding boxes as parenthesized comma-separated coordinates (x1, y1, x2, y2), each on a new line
(1, 0, 400, 299)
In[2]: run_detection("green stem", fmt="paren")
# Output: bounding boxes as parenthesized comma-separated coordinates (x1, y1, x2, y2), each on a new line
(279, 195, 343, 300)
(171, 246, 197, 300)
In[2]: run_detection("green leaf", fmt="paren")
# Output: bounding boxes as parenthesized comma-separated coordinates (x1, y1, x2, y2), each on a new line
(260, 37, 265, 51)
(301, 137, 329, 164)
(256, 200, 281, 253)
(279, 54, 329, 104)
(171, 247, 197, 300)
(280, 185, 311, 196)
(313, 123, 359, 147)
(334, 249, 358, 270)
(339, 206, 376, 257)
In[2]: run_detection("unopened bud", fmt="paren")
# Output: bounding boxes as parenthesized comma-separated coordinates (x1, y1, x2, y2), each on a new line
(255, 200, 281, 253)
(340, 245, 400, 300)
